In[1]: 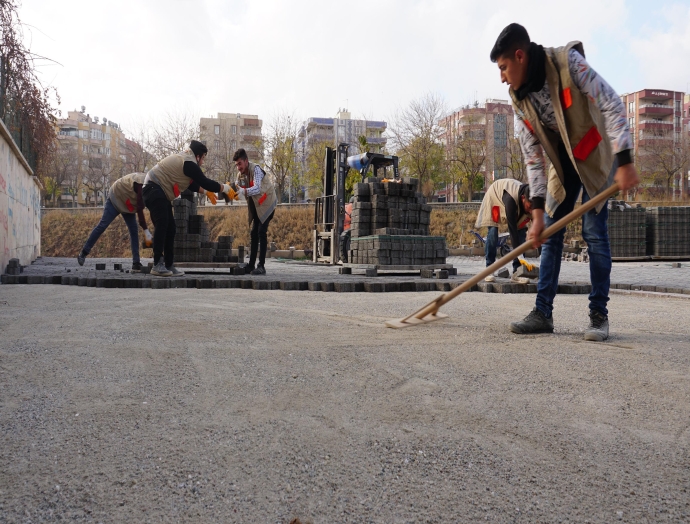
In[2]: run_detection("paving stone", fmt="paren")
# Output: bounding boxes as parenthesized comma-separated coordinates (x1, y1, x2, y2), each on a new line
(123, 278, 140, 288)
(414, 282, 435, 292)
(149, 279, 169, 289)
(321, 282, 335, 292)
(233, 267, 246, 276)
(61, 276, 71, 285)
(496, 268, 510, 279)
(558, 284, 576, 294)
(365, 268, 378, 277)
(281, 281, 308, 291)
(78, 277, 88, 286)
(420, 269, 434, 278)
(27, 275, 44, 284)
(140, 279, 151, 289)
(253, 280, 277, 290)
(477, 282, 493, 293)
(436, 282, 451, 292)
(640, 285, 656, 292)
(399, 282, 417, 292)
(666, 287, 683, 294)
(216, 280, 231, 289)
(671, 262, 682, 268)
(364, 282, 384, 292)
(197, 279, 213, 289)
(69, 276, 79, 285)
(170, 279, 186, 288)
(339, 267, 352, 275)
(18, 275, 28, 284)
(104, 278, 121, 288)
(228, 280, 242, 289)
(448, 268, 458, 276)
(308, 282, 322, 291)
(241, 280, 253, 289)
(436, 270, 449, 279)
(113, 263, 122, 270)
(95, 263, 106, 270)
(515, 265, 539, 279)
(334, 282, 355, 292)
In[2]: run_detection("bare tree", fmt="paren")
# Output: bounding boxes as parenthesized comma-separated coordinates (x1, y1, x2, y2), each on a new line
(0, 0, 59, 175)
(639, 125, 689, 199)
(388, 93, 447, 198)
(255, 111, 298, 203)
(150, 110, 200, 159)
(447, 112, 487, 201)
(506, 133, 527, 182)
(122, 121, 156, 174)
(42, 142, 75, 206)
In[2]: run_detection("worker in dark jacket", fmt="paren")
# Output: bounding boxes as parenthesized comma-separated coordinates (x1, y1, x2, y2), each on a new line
(77, 172, 151, 271)
(143, 140, 236, 277)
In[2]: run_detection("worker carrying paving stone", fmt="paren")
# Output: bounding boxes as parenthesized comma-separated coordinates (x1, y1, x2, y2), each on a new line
(475, 178, 533, 283)
(233, 148, 277, 275)
(77, 172, 152, 271)
(142, 140, 238, 277)
(491, 23, 639, 341)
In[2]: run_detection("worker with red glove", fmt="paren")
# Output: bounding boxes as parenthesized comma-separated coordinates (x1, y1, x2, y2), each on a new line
(142, 140, 232, 277)
(77, 172, 152, 272)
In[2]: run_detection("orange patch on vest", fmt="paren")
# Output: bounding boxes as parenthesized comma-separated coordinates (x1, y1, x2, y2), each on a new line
(560, 88, 573, 109)
(173, 183, 180, 198)
(572, 126, 602, 161)
(523, 120, 535, 134)
(518, 217, 531, 229)
(491, 206, 500, 223)
(258, 192, 267, 205)
(125, 199, 135, 212)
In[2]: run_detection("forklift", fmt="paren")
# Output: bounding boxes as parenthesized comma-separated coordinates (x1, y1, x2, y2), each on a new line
(313, 145, 399, 264)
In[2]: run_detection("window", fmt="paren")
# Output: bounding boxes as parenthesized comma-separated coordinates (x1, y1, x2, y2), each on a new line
(231, 125, 237, 135)
(214, 125, 220, 135)
(82, 144, 88, 153)
(675, 100, 681, 112)
(105, 133, 111, 141)
(628, 101, 635, 113)
(214, 140, 220, 151)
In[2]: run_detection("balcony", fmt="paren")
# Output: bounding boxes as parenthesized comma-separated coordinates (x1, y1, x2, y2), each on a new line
(638, 120, 673, 130)
(639, 105, 673, 116)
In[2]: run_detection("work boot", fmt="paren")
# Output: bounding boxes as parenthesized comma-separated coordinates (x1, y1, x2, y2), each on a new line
(509, 308, 554, 334)
(166, 265, 185, 276)
(511, 272, 530, 284)
(131, 262, 143, 272)
(250, 265, 266, 275)
(584, 310, 609, 342)
(150, 258, 172, 277)
(77, 250, 87, 266)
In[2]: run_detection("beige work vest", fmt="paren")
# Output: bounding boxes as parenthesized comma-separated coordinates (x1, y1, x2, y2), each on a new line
(239, 162, 278, 225)
(475, 178, 530, 229)
(147, 152, 197, 202)
(109, 173, 146, 214)
(509, 41, 614, 216)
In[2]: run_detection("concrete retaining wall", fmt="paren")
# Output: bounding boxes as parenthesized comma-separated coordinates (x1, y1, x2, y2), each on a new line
(0, 119, 41, 270)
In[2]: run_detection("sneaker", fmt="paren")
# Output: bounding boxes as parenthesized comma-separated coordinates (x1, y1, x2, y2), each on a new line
(150, 258, 172, 277)
(484, 274, 496, 282)
(77, 250, 87, 266)
(245, 263, 256, 273)
(584, 310, 609, 341)
(509, 308, 554, 334)
(511, 272, 530, 284)
(250, 265, 266, 275)
(131, 262, 143, 272)
(166, 265, 185, 276)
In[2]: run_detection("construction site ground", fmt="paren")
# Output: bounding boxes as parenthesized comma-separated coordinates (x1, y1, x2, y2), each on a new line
(1, 258, 690, 522)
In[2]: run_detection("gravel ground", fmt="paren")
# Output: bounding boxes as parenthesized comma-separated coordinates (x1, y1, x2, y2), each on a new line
(1, 286, 689, 523)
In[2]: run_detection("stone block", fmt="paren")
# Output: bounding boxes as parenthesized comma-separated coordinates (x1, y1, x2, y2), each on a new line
(321, 282, 335, 292)
(671, 262, 682, 268)
(96, 263, 106, 270)
(151, 279, 170, 289)
(241, 280, 254, 289)
(334, 282, 355, 292)
(113, 263, 122, 270)
(197, 279, 213, 289)
(170, 279, 186, 288)
(365, 268, 378, 277)
(436, 282, 451, 292)
(27, 275, 44, 284)
(420, 268, 434, 278)
(641, 285, 656, 292)
(477, 282, 494, 293)
(339, 267, 352, 274)
(280, 281, 308, 291)
(436, 270, 449, 279)
(308, 281, 323, 291)
(384, 282, 401, 292)
(61, 276, 71, 285)
(515, 265, 539, 279)
(364, 282, 384, 292)
(18, 275, 28, 284)
(233, 266, 246, 276)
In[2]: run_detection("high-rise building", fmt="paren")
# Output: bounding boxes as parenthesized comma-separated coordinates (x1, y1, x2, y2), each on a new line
(620, 89, 687, 197)
(296, 109, 387, 160)
(199, 112, 262, 164)
(439, 99, 514, 201)
(54, 107, 128, 207)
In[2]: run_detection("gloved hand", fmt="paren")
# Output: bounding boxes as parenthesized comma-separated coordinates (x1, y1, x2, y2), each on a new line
(220, 183, 240, 201)
(519, 259, 534, 271)
(205, 190, 217, 205)
(143, 229, 153, 248)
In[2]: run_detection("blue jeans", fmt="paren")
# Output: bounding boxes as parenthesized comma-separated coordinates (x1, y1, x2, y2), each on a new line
(535, 154, 612, 318)
(82, 199, 140, 263)
(485, 226, 526, 272)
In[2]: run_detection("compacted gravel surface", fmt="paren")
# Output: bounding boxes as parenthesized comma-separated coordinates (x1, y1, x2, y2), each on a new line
(1, 286, 689, 522)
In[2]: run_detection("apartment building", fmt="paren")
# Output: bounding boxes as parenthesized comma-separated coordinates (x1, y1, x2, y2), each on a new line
(200, 112, 262, 165)
(439, 99, 514, 201)
(54, 107, 128, 207)
(296, 109, 387, 159)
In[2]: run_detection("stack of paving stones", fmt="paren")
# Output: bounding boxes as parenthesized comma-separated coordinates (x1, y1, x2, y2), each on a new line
(348, 177, 447, 266)
(608, 201, 647, 258)
(4, 258, 22, 275)
(646, 206, 690, 257)
(172, 199, 235, 263)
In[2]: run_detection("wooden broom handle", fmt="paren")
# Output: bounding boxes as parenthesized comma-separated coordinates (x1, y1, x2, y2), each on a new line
(402, 183, 620, 323)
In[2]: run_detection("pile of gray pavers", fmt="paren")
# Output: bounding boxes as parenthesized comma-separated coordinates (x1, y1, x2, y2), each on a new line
(348, 177, 448, 266)
(3, 258, 22, 275)
(172, 199, 236, 263)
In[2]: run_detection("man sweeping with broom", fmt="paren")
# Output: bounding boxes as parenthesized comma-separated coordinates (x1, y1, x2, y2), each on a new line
(490, 23, 639, 340)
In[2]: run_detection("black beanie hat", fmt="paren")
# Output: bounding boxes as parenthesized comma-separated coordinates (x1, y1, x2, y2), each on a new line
(189, 140, 208, 157)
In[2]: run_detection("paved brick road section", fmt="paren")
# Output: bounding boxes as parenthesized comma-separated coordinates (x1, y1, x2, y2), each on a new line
(3, 256, 689, 295)
(1, 287, 689, 521)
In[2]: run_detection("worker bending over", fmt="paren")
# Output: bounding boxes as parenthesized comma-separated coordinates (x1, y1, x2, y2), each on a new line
(233, 148, 277, 275)
(143, 140, 236, 277)
(475, 178, 532, 283)
(491, 23, 639, 340)
(77, 172, 152, 271)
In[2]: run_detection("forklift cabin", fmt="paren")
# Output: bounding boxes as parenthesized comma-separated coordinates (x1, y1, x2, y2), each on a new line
(313, 147, 399, 264)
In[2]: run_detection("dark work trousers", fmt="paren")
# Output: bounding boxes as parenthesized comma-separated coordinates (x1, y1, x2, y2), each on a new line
(143, 183, 175, 268)
(248, 209, 274, 268)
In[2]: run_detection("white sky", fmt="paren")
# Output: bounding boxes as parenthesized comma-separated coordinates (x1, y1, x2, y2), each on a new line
(21, 0, 690, 135)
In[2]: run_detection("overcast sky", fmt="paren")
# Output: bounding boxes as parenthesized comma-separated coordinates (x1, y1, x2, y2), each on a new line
(21, 0, 690, 135)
